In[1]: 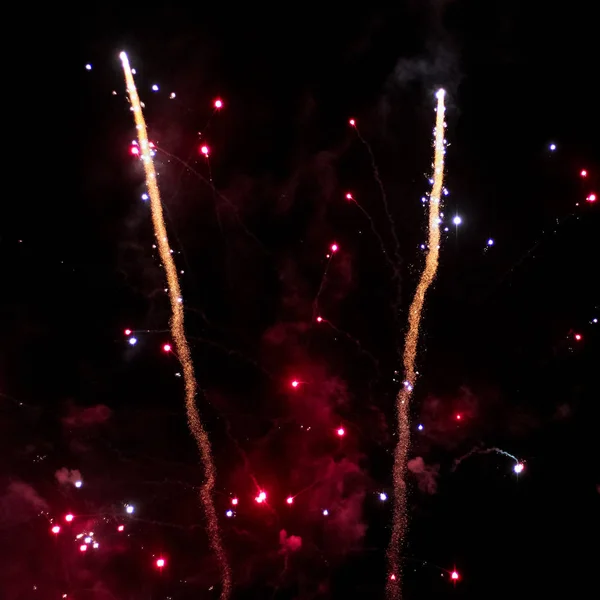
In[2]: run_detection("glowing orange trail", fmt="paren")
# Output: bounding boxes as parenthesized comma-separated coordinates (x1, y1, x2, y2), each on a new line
(120, 52, 232, 599)
(386, 89, 447, 599)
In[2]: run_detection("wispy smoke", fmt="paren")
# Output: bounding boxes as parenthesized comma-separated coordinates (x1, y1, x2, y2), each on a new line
(279, 529, 302, 553)
(62, 403, 112, 427)
(407, 456, 440, 494)
(55, 467, 82, 486)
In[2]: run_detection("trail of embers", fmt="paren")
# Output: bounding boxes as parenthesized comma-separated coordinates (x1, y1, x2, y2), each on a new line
(120, 52, 232, 599)
(386, 90, 447, 599)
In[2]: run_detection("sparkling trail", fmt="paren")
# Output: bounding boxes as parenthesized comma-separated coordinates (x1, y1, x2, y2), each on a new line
(120, 52, 232, 599)
(386, 89, 447, 599)
(452, 447, 519, 471)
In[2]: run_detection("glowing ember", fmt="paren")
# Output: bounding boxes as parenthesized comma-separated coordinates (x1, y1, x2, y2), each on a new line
(51, 525, 60, 534)
(255, 491, 267, 503)
(231, 498, 238, 506)
(337, 427, 345, 436)
(316, 316, 323, 322)
(156, 558, 165, 568)
(163, 343, 172, 352)
(124, 329, 132, 336)
(330, 243, 338, 253)
(286, 496, 294, 505)
(349, 118, 356, 126)
(200, 145, 210, 156)
(64, 514, 74, 522)
(580, 170, 587, 177)
(291, 380, 299, 388)
(79, 544, 87, 552)
(117, 525, 125, 532)
(214, 98, 223, 109)
(574, 333, 582, 341)
(451, 570, 460, 581)
(514, 462, 524, 474)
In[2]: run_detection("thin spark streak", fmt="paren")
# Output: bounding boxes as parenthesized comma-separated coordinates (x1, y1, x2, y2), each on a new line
(386, 89, 447, 599)
(120, 52, 232, 599)
(453, 447, 519, 471)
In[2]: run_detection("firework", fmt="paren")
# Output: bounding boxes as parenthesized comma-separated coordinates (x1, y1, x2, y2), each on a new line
(386, 89, 447, 598)
(120, 52, 232, 599)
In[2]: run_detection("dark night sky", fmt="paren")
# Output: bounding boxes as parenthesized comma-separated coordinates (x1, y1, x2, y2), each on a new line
(1, 4, 598, 599)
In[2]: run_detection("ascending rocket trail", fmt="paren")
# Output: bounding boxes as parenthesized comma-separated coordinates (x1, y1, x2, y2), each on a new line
(120, 52, 232, 599)
(386, 89, 447, 599)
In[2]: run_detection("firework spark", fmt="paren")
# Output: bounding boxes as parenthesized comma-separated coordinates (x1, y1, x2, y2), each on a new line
(386, 89, 447, 599)
(120, 52, 232, 599)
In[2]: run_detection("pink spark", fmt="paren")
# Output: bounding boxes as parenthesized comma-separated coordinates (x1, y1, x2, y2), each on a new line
(291, 380, 299, 388)
(163, 343, 172, 352)
(574, 333, 582, 341)
(117, 525, 125, 532)
(51, 525, 60, 534)
(349, 118, 356, 127)
(200, 145, 210, 156)
(124, 328, 132, 336)
(64, 514, 74, 522)
(455, 414, 462, 421)
(390, 574, 396, 581)
(231, 498, 238, 506)
(587, 193, 596, 202)
(156, 558, 165, 568)
(451, 570, 460, 581)
(345, 192, 353, 200)
(214, 98, 223, 109)
(79, 544, 87, 552)
(514, 462, 524, 474)
(337, 427, 345, 436)
(255, 491, 267, 503)
(330, 243, 338, 253)
(130, 146, 139, 156)
(316, 316, 323, 323)
(286, 496, 294, 505)
(580, 170, 587, 177)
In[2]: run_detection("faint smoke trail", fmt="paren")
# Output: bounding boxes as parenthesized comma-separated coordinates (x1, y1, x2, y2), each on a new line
(386, 89, 447, 599)
(120, 52, 232, 599)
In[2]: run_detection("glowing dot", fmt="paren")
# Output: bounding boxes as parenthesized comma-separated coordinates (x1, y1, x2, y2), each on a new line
(379, 492, 387, 501)
(225, 510, 233, 517)
(156, 558, 165, 568)
(125, 505, 134, 514)
(85, 64, 92, 71)
(84, 537, 92, 544)
(151, 84, 159, 91)
(417, 424, 424, 431)
(322, 509, 329, 516)
(345, 193, 353, 200)
(390, 574, 396, 581)
(117, 525, 125, 532)
(200, 145, 209, 156)
(231, 498, 238, 506)
(574, 333, 582, 341)
(455, 414, 462, 421)
(51, 525, 60, 534)
(487, 238, 494, 246)
(316, 316, 323, 323)
(92, 542, 99, 549)
(337, 427, 345, 436)
(124, 329, 132, 336)
(141, 193, 149, 201)
(163, 343, 172, 352)
(514, 462, 524, 474)
(349, 118, 356, 126)
(286, 496, 294, 505)
(170, 92, 176, 99)
(128, 337, 137, 346)
(549, 143, 556, 151)
(291, 380, 299, 388)
(65, 514, 74, 522)
(214, 98, 223, 109)
(330, 243, 338, 253)
(436, 89, 446, 99)
(453, 215, 462, 225)
(255, 491, 267, 503)
(451, 570, 459, 581)
(587, 193, 596, 202)
(79, 544, 87, 552)
(74, 480, 82, 488)
(130, 146, 139, 156)
(580, 170, 587, 177)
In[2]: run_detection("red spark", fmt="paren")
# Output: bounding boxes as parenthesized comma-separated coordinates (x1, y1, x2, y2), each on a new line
(149, 141, 155, 149)
(231, 498, 238, 506)
(156, 558, 166, 568)
(337, 427, 345, 436)
(163, 343, 172, 352)
(316, 316, 323, 323)
(574, 333, 582, 341)
(345, 192, 353, 200)
(587, 193, 596, 202)
(330, 243, 338, 253)
(291, 380, 299, 388)
(51, 525, 60, 534)
(286, 496, 294, 505)
(255, 491, 267, 503)
(79, 544, 87, 552)
(117, 525, 125, 532)
(390, 574, 396, 581)
(214, 98, 223, 109)
(64, 514, 74, 522)
(349, 118, 356, 127)
(451, 570, 460, 581)
(130, 146, 139, 156)
(124, 329, 132, 336)
(455, 414, 462, 421)
(580, 170, 587, 177)
(200, 145, 210, 156)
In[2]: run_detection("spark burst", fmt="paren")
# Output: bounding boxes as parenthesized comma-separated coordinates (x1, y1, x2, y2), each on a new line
(119, 52, 232, 599)
(386, 89, 447, 599)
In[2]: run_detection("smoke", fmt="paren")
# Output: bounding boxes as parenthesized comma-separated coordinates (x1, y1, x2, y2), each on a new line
(407, 456, 440, 494)
(55, 467, 82, 486)
(62, 403, 112, 427)
(279, 529, 302, 553)
(0, 481, 49, 528)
